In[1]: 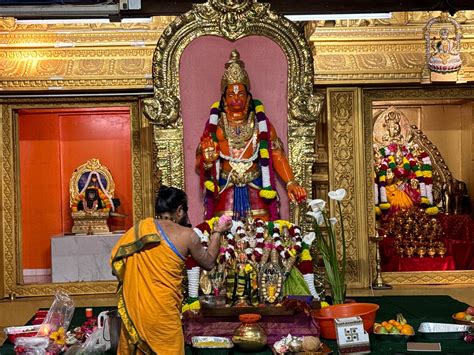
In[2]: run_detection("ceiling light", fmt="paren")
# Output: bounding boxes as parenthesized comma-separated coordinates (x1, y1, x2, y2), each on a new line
(285, 13, 392, 22)
(15, 17, 152, 25)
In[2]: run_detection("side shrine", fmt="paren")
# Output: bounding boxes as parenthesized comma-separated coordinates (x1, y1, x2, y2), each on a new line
(0, 1, 473, 354)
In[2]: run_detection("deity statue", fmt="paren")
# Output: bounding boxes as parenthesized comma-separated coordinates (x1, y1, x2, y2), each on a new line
(428, 27, 462, 73)
(69, 158, 119, 234)
(373, 107, 438, 217)
(196, 50, 306, 221)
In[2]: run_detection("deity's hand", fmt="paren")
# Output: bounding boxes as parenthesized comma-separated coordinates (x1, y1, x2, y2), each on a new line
(200, 136, 219, 164)
(287, 182, 307, 203)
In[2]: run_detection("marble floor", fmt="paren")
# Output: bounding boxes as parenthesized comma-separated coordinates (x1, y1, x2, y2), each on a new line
(1, 285, 473, 344)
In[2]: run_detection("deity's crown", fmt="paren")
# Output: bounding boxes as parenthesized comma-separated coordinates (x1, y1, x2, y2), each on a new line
(220, 49, 251, 93)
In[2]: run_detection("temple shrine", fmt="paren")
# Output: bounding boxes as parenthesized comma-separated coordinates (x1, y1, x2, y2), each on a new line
(0, 1, 473, 354)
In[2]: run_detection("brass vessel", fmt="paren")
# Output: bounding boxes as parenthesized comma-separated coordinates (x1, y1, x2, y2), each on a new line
(232, 313, 267, 352)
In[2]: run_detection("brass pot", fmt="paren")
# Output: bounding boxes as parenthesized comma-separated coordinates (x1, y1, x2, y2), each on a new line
(232, 313, 267, 352)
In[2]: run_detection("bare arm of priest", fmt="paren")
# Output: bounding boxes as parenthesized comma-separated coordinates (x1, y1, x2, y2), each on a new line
(187, 220, 231, 271)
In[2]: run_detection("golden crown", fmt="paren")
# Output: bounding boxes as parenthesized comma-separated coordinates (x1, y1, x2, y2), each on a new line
(220, 49, 251, 93)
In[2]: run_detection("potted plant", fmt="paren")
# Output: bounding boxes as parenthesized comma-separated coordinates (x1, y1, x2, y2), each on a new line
(306, 188, 347, 304)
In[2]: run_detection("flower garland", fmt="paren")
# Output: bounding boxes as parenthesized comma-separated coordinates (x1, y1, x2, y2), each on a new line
(271, 222, 302, 260)
(201, 100, 278, 220)
(376, 143, 438, 215)
(71, 188, 112, 212)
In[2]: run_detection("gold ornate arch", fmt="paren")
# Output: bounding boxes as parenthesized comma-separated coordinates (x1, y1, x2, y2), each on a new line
(143, 0, 324, 221)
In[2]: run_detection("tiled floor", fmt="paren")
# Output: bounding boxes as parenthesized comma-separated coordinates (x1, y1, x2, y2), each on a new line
(1, 285, 473, 344)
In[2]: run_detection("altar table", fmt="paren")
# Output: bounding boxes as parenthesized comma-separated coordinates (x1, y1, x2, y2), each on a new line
(2, 296, 472, 354)
(380, 237, 456, 272)
(51, 233, 122, 282)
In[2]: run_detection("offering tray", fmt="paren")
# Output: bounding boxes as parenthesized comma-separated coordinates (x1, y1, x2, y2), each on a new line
(201, 305, 295, 317)
(418, 322, 471, 340)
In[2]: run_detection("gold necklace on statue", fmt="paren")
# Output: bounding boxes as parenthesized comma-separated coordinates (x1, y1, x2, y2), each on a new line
(221, 111, 256, 150)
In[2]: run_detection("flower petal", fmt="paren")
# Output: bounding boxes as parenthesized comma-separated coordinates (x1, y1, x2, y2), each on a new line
(328, 188, 347, 201)
(307, 198, 326, 212)
(307, 211, 325, 226)
(303, 232, 316, 246)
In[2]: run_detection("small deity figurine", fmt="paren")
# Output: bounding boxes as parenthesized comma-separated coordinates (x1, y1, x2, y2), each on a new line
(428, 27, 462, 73)
(196, 49, 306, 221)
(73, 174, 113, 213)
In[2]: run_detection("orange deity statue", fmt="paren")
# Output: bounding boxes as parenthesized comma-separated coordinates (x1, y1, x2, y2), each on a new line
(196, 50, 306, 221)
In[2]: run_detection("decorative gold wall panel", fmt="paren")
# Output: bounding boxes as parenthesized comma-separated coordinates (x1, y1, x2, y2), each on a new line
(0, 98, 151, 297)
(307, 11, 474, 85)
(0, 17, 174, 91)
(327, 88, 370, 288)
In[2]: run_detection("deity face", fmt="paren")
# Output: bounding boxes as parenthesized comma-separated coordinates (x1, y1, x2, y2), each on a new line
(224, 83, 248, 115)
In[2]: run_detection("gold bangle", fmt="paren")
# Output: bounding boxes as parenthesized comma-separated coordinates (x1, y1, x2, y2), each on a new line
(286, 180, 296, 188)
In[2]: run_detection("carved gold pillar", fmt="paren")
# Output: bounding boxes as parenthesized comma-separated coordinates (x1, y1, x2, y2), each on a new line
(327, 88, 370, 288)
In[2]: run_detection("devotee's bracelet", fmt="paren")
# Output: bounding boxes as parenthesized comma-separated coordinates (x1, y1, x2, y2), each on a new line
(286, 180, 296, 188)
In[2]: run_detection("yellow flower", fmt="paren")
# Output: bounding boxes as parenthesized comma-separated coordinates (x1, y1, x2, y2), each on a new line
(426, 206, 439, 215)
(421, 196, 430, 205)
(259, 189, 277, 199)
(206, 217, 220, 230)
(50, 327, 66, 345)
(289, 248, 297, 257)
(423, 171, 433, 178)
(320, 301, 330, 308)
(244, 264, 254, 273)
(415, 170, 422, 177)
(300, 249, 312, 261)
(375, 206, 382, 216)
(259, 148, 269, 159)
(275, 220, 293, 231)
(204, 180, 219, 192)
(255, 104, 265, 113)
(379, 203, 391, 210)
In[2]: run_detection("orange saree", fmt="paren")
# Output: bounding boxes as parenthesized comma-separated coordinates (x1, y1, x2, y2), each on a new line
(111, 218, 185, 354)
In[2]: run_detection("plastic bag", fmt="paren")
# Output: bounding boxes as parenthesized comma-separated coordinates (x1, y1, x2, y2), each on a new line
(14, 336, 49, 355)
(37, 290, 75, 337)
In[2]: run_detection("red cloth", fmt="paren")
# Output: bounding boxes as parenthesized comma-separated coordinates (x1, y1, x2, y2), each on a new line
(437, 214, 474, 241)
(380, 237, 456, 271)
(382, 254, 456, 272)
(182, 311, 319, 345)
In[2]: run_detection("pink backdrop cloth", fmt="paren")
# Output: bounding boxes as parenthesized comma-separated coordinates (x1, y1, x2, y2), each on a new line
(180, 35, 289, 225)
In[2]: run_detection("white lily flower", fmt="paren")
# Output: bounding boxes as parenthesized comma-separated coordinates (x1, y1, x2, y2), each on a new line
(307, 211, 325, 226)
(329, 217, 338, 227)
(307, 198, 326, 212)
(328, 188, 347, 201)
(303, 232, 316, 246)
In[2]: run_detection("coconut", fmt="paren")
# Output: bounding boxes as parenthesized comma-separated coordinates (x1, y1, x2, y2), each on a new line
(302, 336, 321, 351)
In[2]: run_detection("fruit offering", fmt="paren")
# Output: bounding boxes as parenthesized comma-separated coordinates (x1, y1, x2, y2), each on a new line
(453, 305, 474, 322)
(373, 313, 415, 336)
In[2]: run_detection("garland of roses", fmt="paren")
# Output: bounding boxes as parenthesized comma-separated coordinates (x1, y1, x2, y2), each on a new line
(201, 100, 278, 220)
(376, 144, 438, 215)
